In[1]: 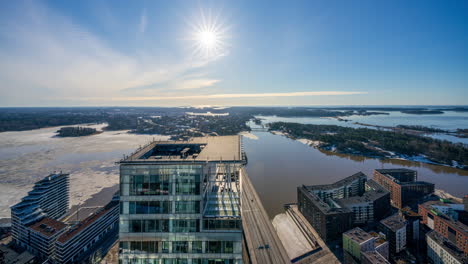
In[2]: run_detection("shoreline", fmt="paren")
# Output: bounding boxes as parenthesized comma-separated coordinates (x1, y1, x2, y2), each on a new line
(270, 130, 467, 171)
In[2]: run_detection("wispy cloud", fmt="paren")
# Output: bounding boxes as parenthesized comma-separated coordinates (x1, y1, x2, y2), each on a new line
(82, 91, 366, 101)
(0, 2, 223, 105)
(139, 8, 147, 33)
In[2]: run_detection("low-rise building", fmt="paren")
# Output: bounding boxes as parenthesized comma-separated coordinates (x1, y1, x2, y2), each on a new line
(426, 230, 467, 264)
(379, 213, 407, 254)
(55, 200, 119, 263)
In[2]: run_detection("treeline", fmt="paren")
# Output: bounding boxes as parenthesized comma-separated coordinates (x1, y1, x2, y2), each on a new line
(0, 113, 106, 132)
(56, 126, 98, 137)
(396, 125, 447, 133)
(268, 122, 468, 168)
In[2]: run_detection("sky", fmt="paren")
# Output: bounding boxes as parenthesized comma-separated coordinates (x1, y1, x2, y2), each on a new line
(0, 0, 467, 107)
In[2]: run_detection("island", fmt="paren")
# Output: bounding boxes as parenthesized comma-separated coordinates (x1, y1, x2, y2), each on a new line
(56, 126, 100, 137)
(268, 122, 468, 170)
(401, 109, 444, 115)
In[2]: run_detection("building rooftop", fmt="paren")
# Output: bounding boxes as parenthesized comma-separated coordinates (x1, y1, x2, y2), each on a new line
(400, 207, 420, 218)
(427, 230, 467, 263)
(299, 186, 352, 215)
(380, 213, 406, 232)
(28, 217, 67, 238)
(420, 200, 468, 234)
(375, 168, 415, 174)
(337, 188, 388, 206)
(361, 251, 390, 264)
(375, 168, 417, 183)
(57, 200, 118, 244)
(304, 171, 366, 191)
(121, 135, 243, 163)
(369, 231, 388, 246)
(344, 227, 374, 244)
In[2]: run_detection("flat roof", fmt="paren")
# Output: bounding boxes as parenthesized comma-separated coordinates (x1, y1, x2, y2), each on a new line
(299, 187, 352, 215)
(420, 200, 468, 234)
(121, 135, 243, 163)
(57, 201, 118, 244)
(28, 217, 67, 238)
(375, 168, 416, 174)
(427, 231, 467, 263)
(380, 214, 406, 232)
(344, 227, 373, 244)
(337, 191, 387, 206)
(361, 251, 390, 264)
(304, 172, 367, 191)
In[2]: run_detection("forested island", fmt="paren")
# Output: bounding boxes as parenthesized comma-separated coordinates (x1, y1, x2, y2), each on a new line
(395, 125, 447, 133)
(56, 126, 99, 137)
(401, 109, 444, 115)
(268, 122, 468, 169)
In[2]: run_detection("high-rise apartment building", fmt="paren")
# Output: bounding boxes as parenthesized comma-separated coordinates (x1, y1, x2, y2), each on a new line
(119, 136, 246, 264)
(298, 172, 390, 242)
(11, 173, 70, 250)
(379, 213, 407, 255)
(373, 169, 434, 209)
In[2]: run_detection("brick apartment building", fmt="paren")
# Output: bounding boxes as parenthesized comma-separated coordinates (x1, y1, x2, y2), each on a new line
(373, 169, 434, 209)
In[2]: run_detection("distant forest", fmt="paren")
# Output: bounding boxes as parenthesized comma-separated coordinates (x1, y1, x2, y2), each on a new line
(268, 122, 468, 169)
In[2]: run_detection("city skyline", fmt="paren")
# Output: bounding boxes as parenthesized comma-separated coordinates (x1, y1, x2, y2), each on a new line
(1, 0, 467, 107)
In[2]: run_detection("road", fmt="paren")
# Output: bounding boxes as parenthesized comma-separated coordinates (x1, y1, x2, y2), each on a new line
(241, 168, 291, 264)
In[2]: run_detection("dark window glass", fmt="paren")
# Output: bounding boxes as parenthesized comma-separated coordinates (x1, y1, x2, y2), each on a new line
(223, 241, 234, 253)
(162, 241, 170, 253)
(136, 201, 148, 214)
(173, 241, 188, 253)
(207, 241, 222, 253)
(130, 220, 141, 232)
(192, 241, 203, 253)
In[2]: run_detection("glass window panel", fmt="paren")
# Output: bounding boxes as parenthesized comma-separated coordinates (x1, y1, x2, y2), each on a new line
(173, 241, 188, 253)
(162, 242, 170, 253)
(192, 241, 203, 253)
(207, 241, 222, 253)
(223, 242, 234, 253)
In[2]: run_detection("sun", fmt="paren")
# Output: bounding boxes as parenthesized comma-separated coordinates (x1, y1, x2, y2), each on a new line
(187, 9, 229, 59)
(197, 30, 218, 49)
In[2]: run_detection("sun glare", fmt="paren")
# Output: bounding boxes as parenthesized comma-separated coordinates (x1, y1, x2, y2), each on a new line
(188, 9, 229, 59)
(197, 30, 218, 49)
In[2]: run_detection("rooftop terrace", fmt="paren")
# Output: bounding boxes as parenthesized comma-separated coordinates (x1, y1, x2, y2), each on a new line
(121, 135, 244, 163)
(380, 213, 407, 232)
(28, 217, 67, 238)
(304, 171, 366, 191)
(344, 227, 374, 244)
(362, 251, 390, 264)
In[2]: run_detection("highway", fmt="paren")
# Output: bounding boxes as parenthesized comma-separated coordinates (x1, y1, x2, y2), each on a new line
(240, 168, 291, 264)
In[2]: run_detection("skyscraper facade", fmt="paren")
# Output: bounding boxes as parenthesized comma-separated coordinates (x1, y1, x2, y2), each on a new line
(119, 136, 246, 264)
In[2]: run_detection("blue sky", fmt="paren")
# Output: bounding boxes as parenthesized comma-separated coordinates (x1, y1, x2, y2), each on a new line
(0, 0, 467, 106)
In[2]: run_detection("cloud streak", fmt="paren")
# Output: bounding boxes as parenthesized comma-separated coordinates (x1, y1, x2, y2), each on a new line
(88, 91, 366, 101)
(139, 8, 147, 33)
(0, 2, 223, 105)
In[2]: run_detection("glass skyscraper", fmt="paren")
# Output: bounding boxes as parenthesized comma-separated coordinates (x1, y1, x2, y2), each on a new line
(119, 136, 246, 264)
